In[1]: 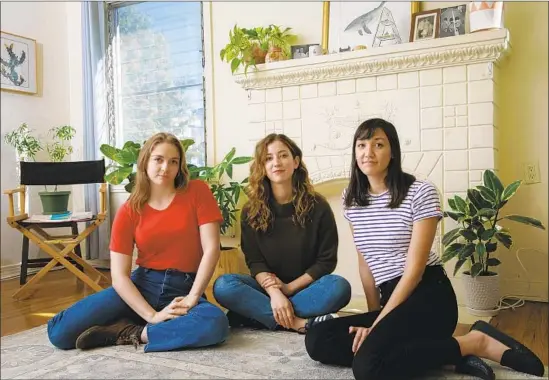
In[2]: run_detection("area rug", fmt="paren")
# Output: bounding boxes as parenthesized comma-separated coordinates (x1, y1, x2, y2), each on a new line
(1, 325, 546, 379)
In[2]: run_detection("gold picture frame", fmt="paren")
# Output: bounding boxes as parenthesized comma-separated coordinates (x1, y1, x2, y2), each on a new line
(1, 31, 38, 95)
(321, 1, 421, 53)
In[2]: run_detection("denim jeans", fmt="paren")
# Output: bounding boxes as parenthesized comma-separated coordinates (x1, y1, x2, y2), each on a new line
(47, 267, 229, 353)
(213, 273, 351, 330)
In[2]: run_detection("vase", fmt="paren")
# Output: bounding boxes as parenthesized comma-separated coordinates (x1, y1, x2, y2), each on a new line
(469, 1, 504, 33)
(265, 47, 286, 63)
(461, 271, 500, 316)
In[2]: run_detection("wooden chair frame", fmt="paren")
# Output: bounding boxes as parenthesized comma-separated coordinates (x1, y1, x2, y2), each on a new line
(4, 184, 110, 299)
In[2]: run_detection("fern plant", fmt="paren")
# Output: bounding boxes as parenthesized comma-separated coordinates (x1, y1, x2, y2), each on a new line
(441, 170, 545, 277)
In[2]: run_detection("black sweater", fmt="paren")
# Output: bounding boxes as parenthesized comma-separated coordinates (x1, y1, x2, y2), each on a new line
(240, 194, 339, 284)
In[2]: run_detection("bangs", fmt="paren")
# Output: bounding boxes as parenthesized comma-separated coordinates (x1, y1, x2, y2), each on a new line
(355, 126, 378, 141)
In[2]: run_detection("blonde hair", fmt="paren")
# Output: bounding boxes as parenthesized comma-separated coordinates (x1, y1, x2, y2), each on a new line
(245, 133, 317, 232)
(128, 132, 190, 214)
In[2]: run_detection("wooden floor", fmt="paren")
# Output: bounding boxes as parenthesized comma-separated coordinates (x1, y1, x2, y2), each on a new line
(1, 269, 547, 365)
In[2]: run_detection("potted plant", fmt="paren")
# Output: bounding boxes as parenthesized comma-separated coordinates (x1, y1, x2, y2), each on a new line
(4, 123, 76, 214)
(264, 24, 297, 63)
(220, 24, 296, 74)
(441, 169, 545, 316)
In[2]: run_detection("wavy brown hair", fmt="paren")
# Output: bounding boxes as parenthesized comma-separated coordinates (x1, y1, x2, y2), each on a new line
(245, 133, 317, 232)
(128, 132, 190, 214)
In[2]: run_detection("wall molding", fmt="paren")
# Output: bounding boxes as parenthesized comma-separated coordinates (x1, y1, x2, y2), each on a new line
(234, 29, 510, 90)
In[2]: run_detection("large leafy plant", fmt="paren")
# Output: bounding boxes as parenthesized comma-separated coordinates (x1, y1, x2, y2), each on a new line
(100, 140, 252, 237)
(441, 170, 545, 277)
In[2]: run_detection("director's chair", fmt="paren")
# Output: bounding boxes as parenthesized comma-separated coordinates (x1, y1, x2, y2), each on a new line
(4, 159, 110, 300)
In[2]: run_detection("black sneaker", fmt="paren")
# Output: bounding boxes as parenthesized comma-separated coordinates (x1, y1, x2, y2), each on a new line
(297, 313, 339, 334)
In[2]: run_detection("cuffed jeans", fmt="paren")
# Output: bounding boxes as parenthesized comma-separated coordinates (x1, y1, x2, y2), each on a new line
(213, 273, 351, 330)
(47, 267, 229, 353)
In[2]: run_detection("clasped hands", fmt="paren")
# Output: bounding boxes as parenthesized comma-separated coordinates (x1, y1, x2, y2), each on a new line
(149, 294, 200, 324)
(260, 273, 296, 329)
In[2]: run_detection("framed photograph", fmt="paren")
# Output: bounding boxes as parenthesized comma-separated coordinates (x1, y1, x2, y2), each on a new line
(291, 44, 320, 59)
(440, 5, 467, 38)
(1, 31, 37, 95)
(410, 9, 441, 42)
(325, 2, 420, 53)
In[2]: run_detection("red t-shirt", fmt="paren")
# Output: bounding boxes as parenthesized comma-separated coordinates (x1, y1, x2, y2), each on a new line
(109, 180, 223, 272)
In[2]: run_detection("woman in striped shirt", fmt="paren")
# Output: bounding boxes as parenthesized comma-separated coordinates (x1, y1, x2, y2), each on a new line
(304, 118, 544, 380)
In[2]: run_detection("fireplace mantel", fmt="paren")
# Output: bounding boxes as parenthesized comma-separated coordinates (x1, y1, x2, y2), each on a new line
(234, 29, 510, 90)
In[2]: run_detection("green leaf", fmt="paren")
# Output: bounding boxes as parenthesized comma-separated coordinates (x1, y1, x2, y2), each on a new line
(495, 232, 512, 249)
(114, 149, 138, 166)
(459, 229, 477, 241)
(458, 243, 475, 260)
(476, 185, 497, 204)
(442, 228, 461, 246)
(468, 188, 491, 209)
(475, 242, 486, 257)
(180, 139, 195, 152)
(503, 215, 546, 230)
(476, 208, 497, 218)
(480, 228, 496, 241)
(231, 58, 241, 73)
(453, 258, 467, 276)
(486, 242, 497, 253)
(220, 48, 226, 60)
(454, 196, 467, 214)
(501, 180, 522, 202)
(442, 243, 464, 262)
(448, 198, 457, 211)
(483, 170, 504, 199)
(100, 144, 121, 161)
(231, 156, 253, 164)
(222, 147, 236, 164)
(468, 201, 478, 216)
(444, 211, 463, 221)
(471, 262, 483, 277)
(105, 167, 133, 185)
(226, 164, 233, 179)
(487, 257, 501, 267)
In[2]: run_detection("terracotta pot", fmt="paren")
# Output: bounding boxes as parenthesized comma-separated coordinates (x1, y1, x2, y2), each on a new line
(251, 44, 267, 64)
(265, 47, 286, 63)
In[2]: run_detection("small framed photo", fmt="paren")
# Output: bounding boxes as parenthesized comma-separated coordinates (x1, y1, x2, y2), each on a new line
(1, 31, 37, 95)
(410, 9, 441, 42)
(440, 5, 467, 38)
(291, 44, 314, 59)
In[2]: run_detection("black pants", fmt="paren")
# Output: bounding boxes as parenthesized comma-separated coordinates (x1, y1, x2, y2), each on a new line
(305, 265, 462, 380)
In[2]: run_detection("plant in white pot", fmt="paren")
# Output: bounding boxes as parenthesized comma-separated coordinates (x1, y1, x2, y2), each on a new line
(4, 123, 76, 214)
(441, 169, 545, 316)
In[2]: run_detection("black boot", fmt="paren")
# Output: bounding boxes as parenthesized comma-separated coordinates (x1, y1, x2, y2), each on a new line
(76, 319, 145, 350)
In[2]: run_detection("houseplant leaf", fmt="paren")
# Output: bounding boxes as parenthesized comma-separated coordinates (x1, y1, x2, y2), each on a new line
(453, 258, 467, 276)
(483, 170, 504, 199)
(443, 211, 463, 221)
(105, 166, 133, 185)
(503, 215, 546, 229)
(476, 185, 497, 204)
(232, 156, 253, 164)
(459, 229, 477, 241)
(454, 196, 467, 214)
(468, 188, 491, 209)
(470, 262, 483, 277)
(442, 242, 464, 262)
(495, 231, 512, 249)
(501, 180, 522, 202)
(458, 243, 475, 260)
(487, 257, 501, 267)
(442, 228, 461, 246)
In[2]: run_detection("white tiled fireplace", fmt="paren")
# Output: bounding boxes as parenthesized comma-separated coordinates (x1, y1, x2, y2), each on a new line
(233, 29, 510, 308)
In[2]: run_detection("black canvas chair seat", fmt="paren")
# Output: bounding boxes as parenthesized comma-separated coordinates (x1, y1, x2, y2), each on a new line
(4, 159, 110, 299)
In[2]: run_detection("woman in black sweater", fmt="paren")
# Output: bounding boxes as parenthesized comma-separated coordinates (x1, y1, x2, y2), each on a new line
(213, 133, 351, 333)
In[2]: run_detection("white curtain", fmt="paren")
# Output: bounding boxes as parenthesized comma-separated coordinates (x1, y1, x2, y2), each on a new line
(82, 1, 112, 260)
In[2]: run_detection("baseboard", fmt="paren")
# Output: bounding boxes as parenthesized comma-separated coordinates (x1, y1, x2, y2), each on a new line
(1, 263, 65, 281)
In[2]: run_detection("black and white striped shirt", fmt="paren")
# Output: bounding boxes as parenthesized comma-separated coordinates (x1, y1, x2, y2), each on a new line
(343, 180, 443, 287)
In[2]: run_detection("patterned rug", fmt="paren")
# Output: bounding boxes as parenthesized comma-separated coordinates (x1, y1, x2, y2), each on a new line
(1, 325, 546, 379)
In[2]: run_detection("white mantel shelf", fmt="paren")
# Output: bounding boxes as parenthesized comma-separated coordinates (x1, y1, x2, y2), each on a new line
(234, 29, 510, 90)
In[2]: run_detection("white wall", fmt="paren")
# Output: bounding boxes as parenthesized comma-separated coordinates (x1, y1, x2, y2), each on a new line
(0, 2, 81, 274)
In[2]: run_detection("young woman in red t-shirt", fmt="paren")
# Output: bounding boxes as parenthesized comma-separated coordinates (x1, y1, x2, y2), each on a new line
(47, 132, 229, 352)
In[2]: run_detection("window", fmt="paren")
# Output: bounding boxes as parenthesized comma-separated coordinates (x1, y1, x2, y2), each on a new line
(107, 1, 206, 166)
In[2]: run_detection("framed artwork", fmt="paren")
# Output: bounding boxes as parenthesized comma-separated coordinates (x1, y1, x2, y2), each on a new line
(291, 44, 321, 59)
(1, 31, 37, 95)
(410, 9, 441, 42)
(324, 1, 420, 53)
(440, 5, 467, 38)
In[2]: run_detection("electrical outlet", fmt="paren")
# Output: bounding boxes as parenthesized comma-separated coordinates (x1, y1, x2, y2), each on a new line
(523, 161, 541, 184)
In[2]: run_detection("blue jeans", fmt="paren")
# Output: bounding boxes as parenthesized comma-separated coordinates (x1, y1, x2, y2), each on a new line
(213, 273, 351, 330)
(47, 267, 229, 353)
